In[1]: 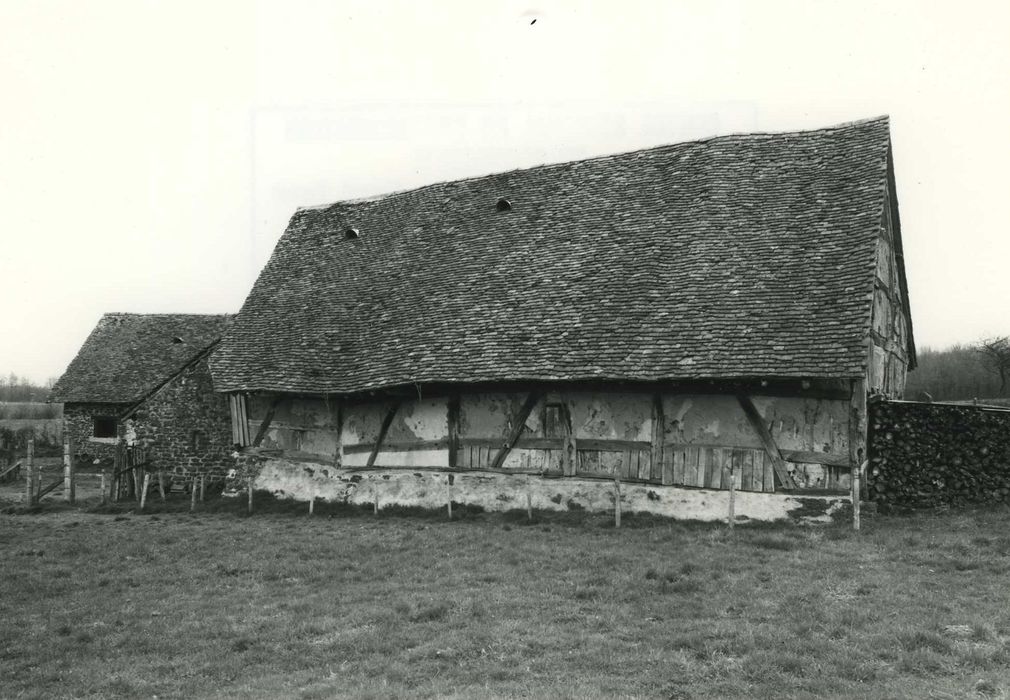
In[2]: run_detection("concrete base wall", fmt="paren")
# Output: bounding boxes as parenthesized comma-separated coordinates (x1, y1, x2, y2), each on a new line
(251, 458, 849, 524)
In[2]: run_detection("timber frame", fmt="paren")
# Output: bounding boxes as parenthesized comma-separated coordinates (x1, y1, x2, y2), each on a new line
(228, 375, 864, 495)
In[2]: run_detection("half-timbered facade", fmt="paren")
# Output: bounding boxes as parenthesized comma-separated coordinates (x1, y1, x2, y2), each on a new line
(210, 117, 915, 521)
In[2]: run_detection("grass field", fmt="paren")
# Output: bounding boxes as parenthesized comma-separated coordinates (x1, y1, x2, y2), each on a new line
(1, 494, 1009, 699)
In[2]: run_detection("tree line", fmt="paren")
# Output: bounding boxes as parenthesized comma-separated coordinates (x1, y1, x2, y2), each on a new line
(0, 373, 56, 403)
(903, 337, 1010, 402)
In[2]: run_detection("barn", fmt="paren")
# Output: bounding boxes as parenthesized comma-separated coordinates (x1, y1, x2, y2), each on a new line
(209, 116, 915, 521)
(50, 313, 235, 483)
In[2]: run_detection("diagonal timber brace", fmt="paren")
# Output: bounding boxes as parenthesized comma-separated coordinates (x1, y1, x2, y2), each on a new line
(366, 400, 403, 468)
(736, 394, 797, 490)
(489, 392, 543, 471)
(252, 396, 285, 447)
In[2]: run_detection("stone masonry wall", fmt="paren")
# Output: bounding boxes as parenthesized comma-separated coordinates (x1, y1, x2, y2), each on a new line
(64, 402, 129, 465)
(130, 356, 235, 482)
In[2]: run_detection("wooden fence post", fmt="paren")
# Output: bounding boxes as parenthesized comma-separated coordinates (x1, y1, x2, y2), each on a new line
(139, 472, 150, 511)
(247, 480, 253, 514)
(100, 470, 108, 505)
(309, 495, 315, 516)
(157, 471, 166, 501)
(112, 442, 122, 503)
(446, 474, 453, 520)
(199, 474, 206, 502)
(63, 437, 75, 504)
(852, 461, 865, 532)
(190, 476, 198, 512)
(614, 477, 621, 529)
(25, 439, 35, 505)
(526, 475, 533, 521)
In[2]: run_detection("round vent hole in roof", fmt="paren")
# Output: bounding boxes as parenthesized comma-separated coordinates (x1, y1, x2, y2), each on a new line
(344, 228, 360, 240)
(495, 198, 512, 212)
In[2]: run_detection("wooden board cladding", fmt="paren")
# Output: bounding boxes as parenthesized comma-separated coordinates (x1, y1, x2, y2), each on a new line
(458, 438, 778, 493)
(229, 394, 250, 446)
(337, 433, 846, 491)
(574, 445, 775, 492)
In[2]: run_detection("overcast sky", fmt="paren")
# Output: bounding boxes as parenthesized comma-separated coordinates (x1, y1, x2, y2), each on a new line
(2, 0, 1008, 385)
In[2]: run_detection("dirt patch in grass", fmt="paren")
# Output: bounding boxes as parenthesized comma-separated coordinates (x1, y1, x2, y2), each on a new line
(1, 495, 1009, 698)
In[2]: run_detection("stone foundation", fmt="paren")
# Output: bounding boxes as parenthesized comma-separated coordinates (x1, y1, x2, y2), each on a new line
(250, 457, 850, 523)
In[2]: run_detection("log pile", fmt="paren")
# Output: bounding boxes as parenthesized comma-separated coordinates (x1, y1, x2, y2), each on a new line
(867, 400, 1010, 508)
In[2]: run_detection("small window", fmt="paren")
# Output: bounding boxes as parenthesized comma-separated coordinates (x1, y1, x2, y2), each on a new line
(344, 228, 360, 240)
(191, 429, 208, 451)
(172, 336, 185, 344)
(495, 198, 512, 212)
(93, 416, 117, 438)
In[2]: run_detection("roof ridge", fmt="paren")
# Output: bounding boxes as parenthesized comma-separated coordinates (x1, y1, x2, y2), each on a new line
(295, 115, 891, 213)
(100, 312, 234, 318)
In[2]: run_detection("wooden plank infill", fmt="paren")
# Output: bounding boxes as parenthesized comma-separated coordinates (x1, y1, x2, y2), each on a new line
(447, 394, 461, 469)
(489, 392, 543, 471)
(252, 396, 285, 447)
(736, 394, 796, 490)
(230, 394, 252, 446)
(240, 395, 251, 445)
(229, 394, 239, 445)
(366, 400, 403, 468)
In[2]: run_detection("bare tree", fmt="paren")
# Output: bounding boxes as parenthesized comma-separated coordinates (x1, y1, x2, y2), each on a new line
(975, 336, 1010, 395)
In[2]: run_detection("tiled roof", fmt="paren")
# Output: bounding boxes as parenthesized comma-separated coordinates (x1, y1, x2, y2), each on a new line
(211, 117, 900, 395)
(50, 313, 233, 404)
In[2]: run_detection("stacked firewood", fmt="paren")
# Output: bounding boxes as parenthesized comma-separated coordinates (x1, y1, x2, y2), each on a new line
(867, 400, 1010, 508)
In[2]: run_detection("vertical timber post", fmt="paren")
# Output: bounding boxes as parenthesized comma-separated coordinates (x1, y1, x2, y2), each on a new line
(100, 470, 107, 505)
(191, 476, 198, 512)
(727, 464, 736, 530)
(849, 377, 867, 532)
(652, 394, 666, 483)
(447, 394, 460, 470)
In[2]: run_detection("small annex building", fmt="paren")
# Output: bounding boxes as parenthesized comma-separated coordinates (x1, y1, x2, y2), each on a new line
(50, 313, 234, 482)
(210, 116, 915, 521)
